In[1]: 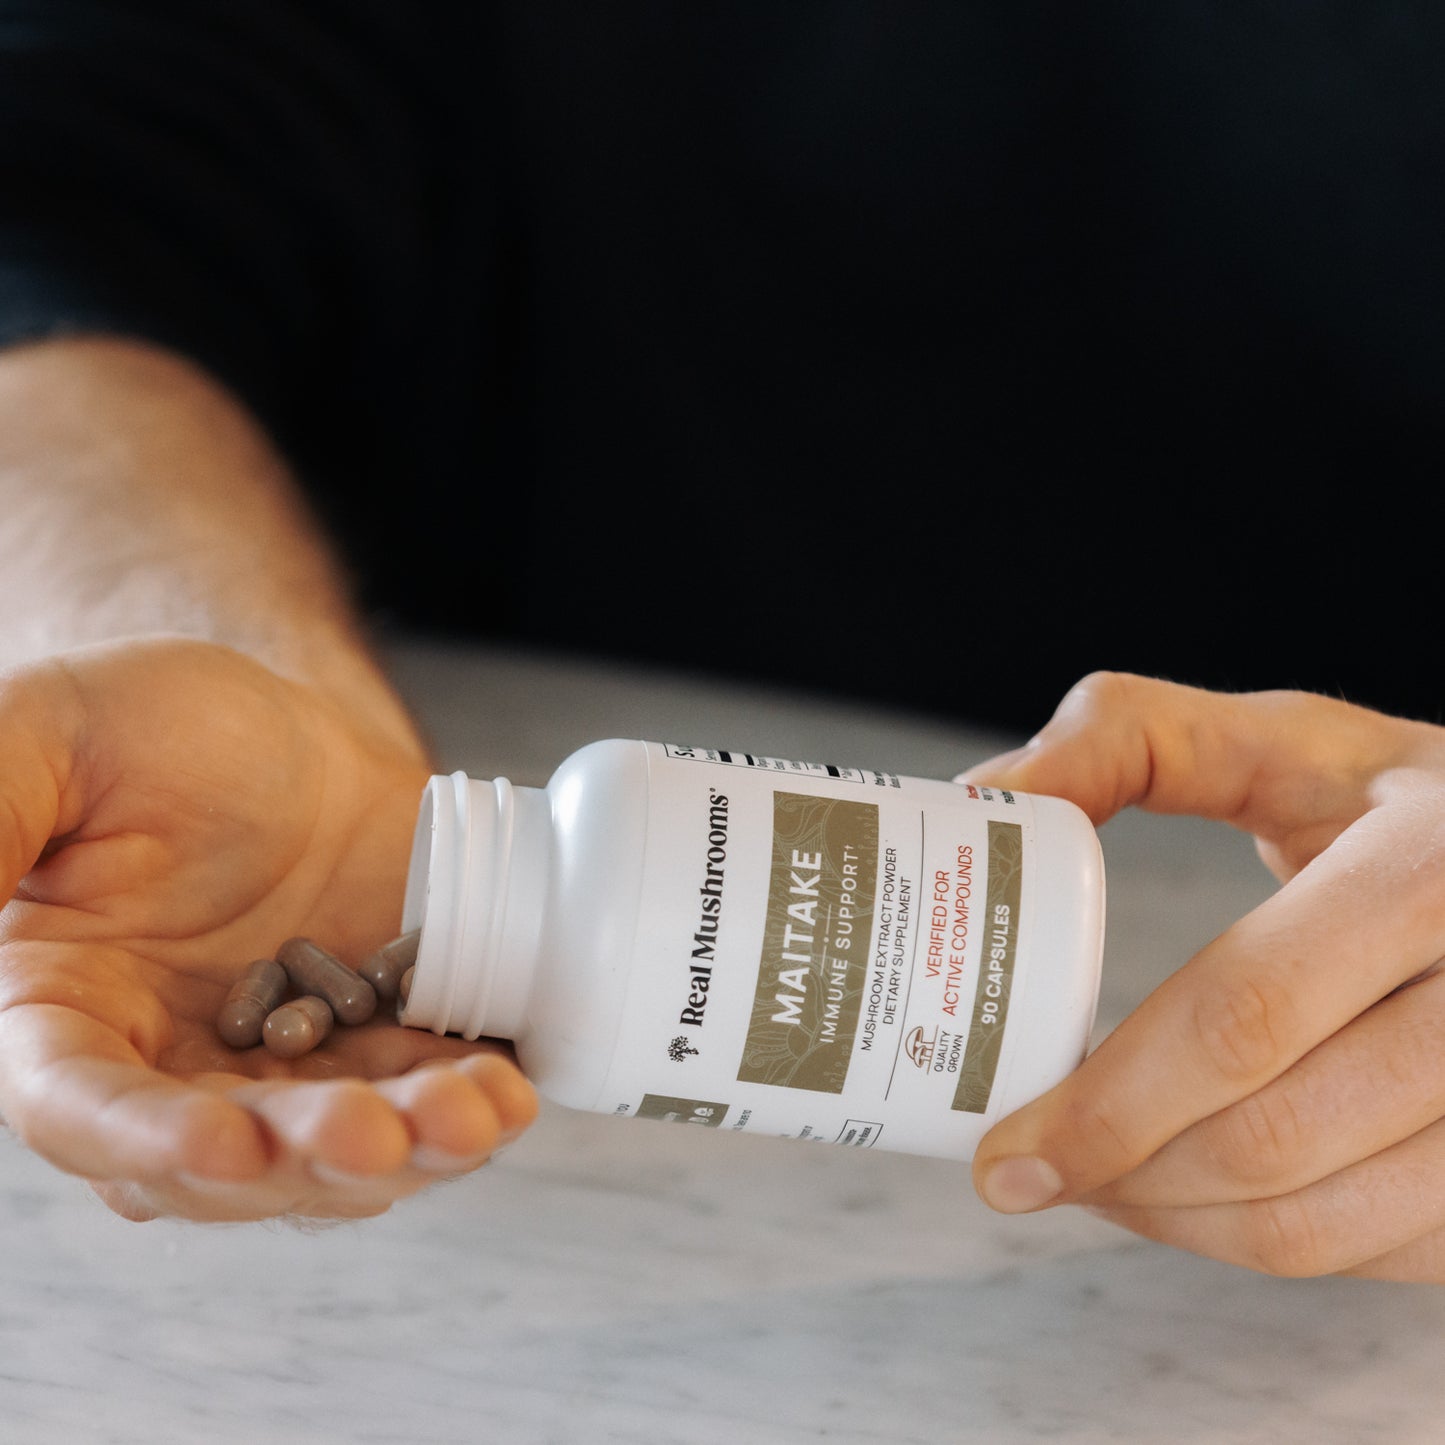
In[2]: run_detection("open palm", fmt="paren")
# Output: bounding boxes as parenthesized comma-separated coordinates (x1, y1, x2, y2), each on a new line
(0, 637, 536, 1222)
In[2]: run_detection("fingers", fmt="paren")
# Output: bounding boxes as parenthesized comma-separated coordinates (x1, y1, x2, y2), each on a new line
(957, 671, 1426, 836)
(165, 1056, 537, 1223)
(1086, 1113, 1445, 1280)
(0, 1002, 271, 1182)
(1340, 1229, 1445, 1283)
(958, 670, 1261, 823)
(1095, 969, 1445, 1210)
(0, 995, 538, 1222)
(376, 1052, 539, 1169)
(973, 792, 1445, 1214)
(957, 673, 1445, 1278)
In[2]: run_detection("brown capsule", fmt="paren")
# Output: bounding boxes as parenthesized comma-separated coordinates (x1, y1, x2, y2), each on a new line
(398, 965, 415, 1007)
(275, 936, 377, 1026)
(262, 995, 335, 1059)
(357, 928, 420, 1004)
(216, 959, 289, 1049)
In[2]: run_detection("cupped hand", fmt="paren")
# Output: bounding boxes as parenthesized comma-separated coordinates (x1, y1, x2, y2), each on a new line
(962, 672, 1445, 1281)
(0, 637, 537, 1223)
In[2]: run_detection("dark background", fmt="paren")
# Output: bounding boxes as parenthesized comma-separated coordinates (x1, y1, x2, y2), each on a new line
(376, 5, 1445, 735)
(3, 3, 1441, 734)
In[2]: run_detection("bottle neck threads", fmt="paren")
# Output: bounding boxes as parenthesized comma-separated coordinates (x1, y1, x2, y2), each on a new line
(400, 770, 547, 1041)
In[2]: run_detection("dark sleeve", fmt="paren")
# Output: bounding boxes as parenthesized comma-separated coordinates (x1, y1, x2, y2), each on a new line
(0, 1, 462, 449)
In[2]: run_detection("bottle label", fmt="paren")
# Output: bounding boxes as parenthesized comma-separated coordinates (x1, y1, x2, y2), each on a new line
(598, 744, 1054, 1159)
(737, 790, 877, 1094)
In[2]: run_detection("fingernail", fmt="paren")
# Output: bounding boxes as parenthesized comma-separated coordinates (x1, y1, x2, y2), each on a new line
(978, 1156, 1064, 1214)
(952, 742, 1033, 785)
(409, 1144, 493, 1174)
(309, 1161, 381, 1189)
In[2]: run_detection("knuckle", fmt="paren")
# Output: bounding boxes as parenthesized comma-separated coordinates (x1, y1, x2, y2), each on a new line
(1062, 1090, 1144, 1177)
(1191, 974, 1295, 1085)
(1244, 1192, 1336, 1278)
(1202, 1084, 1308, 1191)
(330, 1198, 396, 1222)
(1058, 670, 1138, 724)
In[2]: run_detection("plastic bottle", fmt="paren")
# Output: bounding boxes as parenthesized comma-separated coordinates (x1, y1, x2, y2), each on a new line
(398, 739, 1104, 1161)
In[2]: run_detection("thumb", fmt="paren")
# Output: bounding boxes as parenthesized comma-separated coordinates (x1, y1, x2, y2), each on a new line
(958, 670, 1423, 840)
(0, 657, 85, 902)
(956, 671, 1279, 828)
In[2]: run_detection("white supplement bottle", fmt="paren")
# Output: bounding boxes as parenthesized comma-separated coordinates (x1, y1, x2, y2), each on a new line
(398, 740, 1105, 1161)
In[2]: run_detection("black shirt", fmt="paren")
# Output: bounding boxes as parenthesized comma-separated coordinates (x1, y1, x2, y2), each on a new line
(3, 2, 1442, 732)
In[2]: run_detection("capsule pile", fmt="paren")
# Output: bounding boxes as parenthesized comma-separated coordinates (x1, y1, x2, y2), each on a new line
(215, 930, 419, 1059)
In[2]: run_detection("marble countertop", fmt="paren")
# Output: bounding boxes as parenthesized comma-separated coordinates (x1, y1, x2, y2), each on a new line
(4, 639, 1444, 1445)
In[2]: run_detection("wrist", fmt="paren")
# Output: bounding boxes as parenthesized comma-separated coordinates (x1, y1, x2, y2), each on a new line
(0, 335, 426, 758)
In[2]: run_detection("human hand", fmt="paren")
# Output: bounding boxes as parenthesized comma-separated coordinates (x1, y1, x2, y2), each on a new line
(962, 672, 1445, 1281)
(0, 637, 537, 1223)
